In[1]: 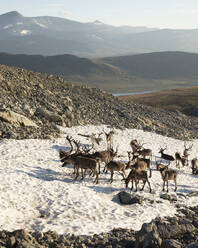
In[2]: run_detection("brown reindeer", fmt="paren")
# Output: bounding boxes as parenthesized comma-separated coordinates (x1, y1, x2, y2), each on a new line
(130, 139, 142, 154)
(156, 159, 168, 171)
(159, 147, 175, 162)
(62, 155, 100, 183)
(106, 160, 126, 183)
(159, 166, 178, 192)
(103, 129, 115, 149)
(191, 158, 198, 175)
(183, 141, 193, 166)
(123, 168, 152, 193)
(175, 152, 187, 167)
(126, 152, 152, 178)
(90, 132, 103, 151)
(137, 148, 152, 161)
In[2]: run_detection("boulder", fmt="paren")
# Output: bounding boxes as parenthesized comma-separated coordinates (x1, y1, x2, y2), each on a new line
(135, 221, 162, 248)
(0, 108, 38, 127)
(36, 107, 63, 124)
(187, 242, 198, 248)
(118, 191, 144, 205)
(162, 239, 183, 248)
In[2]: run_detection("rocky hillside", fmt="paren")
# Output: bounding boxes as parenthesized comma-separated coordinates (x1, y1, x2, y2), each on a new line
(0, 64, 198, 140)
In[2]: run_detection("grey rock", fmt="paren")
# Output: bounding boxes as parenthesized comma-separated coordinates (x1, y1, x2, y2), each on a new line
(157, 222, 196, 239)
(7, 236, 16, 247)
(0, 108, 38, 127)
(187, 242, 198, 248)
(118, 191, 144, 205)
(135, 221, 162, 248)
(162, 239, 183, 248)
(160, 193, 177, 202)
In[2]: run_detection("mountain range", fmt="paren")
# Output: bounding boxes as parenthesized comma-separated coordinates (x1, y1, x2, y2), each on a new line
(1, 11, 198, 57)
(0, 11, 156, 57)
(1, 51, 198, 92)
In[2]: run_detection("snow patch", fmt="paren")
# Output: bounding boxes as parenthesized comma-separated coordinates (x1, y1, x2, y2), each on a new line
(0, 125, 197, 235)
(20, 30, 31, 35)
(33, 19, 48, 28)
(3, 24, 14, 29)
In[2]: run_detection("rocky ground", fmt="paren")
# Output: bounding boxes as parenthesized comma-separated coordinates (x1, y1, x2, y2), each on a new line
(0, 64, 198, 140)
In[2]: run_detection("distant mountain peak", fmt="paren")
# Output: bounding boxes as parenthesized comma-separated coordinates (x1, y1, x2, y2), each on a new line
(1, 11, 23, 18)
(93, 20, 104, 25)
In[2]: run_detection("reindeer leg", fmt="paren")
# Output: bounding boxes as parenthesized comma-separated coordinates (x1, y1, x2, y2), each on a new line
(147, 179, 152, 193)
(149, 168, 152, 178)
(162, 181, 165, 191)
(75, 168, 79, 180)
(109, 171, 114, 183)
(81, 168, 84, 180)
(98, 162, 101, 175)
(140, 180, 146, 191)
(130, 179, 134, 191)
(94, 172, 99, 184)
(174, 179, 177, 192)
(122, 169, 126, 179)
(103, 164, 108, 173)
(135, 180, 138, 192)
(166, 181, 169, 193)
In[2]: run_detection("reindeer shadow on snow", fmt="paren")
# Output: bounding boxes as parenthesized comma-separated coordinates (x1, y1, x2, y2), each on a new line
(16, 166, 74, 183)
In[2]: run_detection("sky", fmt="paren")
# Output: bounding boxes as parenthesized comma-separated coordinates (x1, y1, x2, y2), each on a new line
(1, 0, 198, 29)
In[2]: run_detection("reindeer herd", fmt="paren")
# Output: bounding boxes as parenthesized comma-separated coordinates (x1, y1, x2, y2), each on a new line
(59, 130, 198, 194)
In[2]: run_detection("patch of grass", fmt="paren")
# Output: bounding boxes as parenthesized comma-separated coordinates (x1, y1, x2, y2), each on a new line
(119, 86, 198, 117)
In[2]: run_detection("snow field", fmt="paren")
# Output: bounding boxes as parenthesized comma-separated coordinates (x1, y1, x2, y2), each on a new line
(0, 125, 198, 235)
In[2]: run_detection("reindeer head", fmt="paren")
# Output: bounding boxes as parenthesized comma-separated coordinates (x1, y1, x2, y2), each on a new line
(159, 146, 166, 154)
(183, 141, 193, 157)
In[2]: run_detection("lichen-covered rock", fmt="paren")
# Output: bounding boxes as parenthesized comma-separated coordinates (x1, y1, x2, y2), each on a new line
(0, 108, 38, 127)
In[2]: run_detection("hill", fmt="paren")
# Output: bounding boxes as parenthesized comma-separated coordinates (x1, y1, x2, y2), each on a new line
(0, 64, 198, 140)
(103, 51, 198, 79)
(1, 11, 198, 57)
(1, 51, 198, 93)
(119, 86, 198, 117)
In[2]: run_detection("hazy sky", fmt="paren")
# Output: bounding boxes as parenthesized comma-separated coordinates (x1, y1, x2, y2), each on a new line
(1, 0, 198, 29)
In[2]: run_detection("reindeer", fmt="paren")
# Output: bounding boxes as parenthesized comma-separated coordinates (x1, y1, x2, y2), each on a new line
(62, 155, 100, 183)
(70, 139, 118, 174)
(106, 160, 126, 183)
(175, 152, 187, 167)
(103, 129, 115, 149)
(90, 132, 103, 151)
(156, 159, 167, 171)
(183, 141, 193, 166)
(137, 148, 152, 161)
(159, 166, 177, 192)
(123, 168, 152, 193)
(159, 147, 175, 162)
(126, 152, 152, 177)
(191, 158, 198, 175)
(130, 139, 142, 154)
